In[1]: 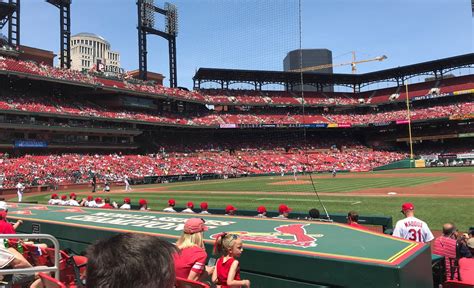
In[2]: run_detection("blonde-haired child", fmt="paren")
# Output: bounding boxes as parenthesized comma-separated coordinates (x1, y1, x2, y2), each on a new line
(174, 218, 214, 281)
(212, 233, 250, 288)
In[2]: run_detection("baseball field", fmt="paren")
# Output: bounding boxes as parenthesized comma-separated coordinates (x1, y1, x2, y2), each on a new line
(18, 166, 473, 231)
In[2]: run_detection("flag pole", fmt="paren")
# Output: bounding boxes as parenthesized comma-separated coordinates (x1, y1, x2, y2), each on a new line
(405, 81, 414, 160)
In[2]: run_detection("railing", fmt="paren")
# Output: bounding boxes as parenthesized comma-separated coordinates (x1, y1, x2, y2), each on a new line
(0, 234, 60, 280)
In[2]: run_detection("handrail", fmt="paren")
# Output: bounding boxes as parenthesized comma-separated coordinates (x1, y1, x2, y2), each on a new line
(0, 234, 60, 280)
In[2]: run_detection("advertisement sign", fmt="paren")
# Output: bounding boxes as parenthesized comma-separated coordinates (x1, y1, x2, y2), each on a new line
(220, 124, 237, 128)
(396, 120, 409, 125)
(14, 140, 48, 148)
(337, 123, 351, 128)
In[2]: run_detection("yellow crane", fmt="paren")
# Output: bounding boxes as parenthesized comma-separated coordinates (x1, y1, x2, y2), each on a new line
(290, 51, 387, 74)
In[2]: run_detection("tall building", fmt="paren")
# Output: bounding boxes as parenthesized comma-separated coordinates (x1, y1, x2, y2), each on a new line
(283, 49, 333, 92)
(70, 33, 121, 73)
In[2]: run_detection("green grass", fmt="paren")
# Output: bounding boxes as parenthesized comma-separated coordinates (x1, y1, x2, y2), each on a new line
(19, 167, 473, 232)
(22, 191, 473, 231)
(373, 166, 473, 174)
(165, 176, 446, 193)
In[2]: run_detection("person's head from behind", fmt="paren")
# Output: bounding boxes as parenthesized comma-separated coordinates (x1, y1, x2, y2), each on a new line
(139, 199, 148, 209)
(400, 202, 415, 217)
(86, 233, 177, 288)
(278, 204, 291, 218)
(309, 208, 320, 219)
(467, 238, 474, 254)
(442, 223, 457, 239)
(214, 233, 243, 258)
(176, 218, 207, 249)
(347, 211, 359, 224)
(200, 202, 208, 212)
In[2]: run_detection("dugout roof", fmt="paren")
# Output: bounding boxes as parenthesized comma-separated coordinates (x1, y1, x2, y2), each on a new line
(193, 53, 474, 89)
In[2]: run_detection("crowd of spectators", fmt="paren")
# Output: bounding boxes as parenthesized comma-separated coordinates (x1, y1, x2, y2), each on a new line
(2, 56, 471, 108)
(0, 144, 407, 188)
(0, 91, 471, 127)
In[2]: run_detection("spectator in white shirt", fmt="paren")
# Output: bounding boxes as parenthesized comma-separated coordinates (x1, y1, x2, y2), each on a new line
(199, 202, 211, 214)
(48, 193, 60, 205)
(120, 197, 131, 210)
(163, 199, 177, 212)
(181, 202, 195, 213)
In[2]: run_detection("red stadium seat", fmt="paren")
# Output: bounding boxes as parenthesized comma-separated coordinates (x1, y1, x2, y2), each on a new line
(38, 272, 67, 288)
(175, 277, 210, 288)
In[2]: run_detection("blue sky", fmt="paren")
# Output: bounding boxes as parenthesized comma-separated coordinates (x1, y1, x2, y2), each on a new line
(2, 0, 472, 88)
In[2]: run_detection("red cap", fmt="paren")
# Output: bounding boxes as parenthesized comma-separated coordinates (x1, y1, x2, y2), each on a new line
(87, 196, 93, 201)
(278, 204, 291, 214)
(184, 218, 208, 234)
(225, 205, 236, 213)
(124, 197, 131, 204)
(51, 194, 58, 199)
(61, 195, 67, 200)
(139, 199, 147, 206)
(401, 202, 415, 212)
(200, 202, 208, 210)
(257, 206, 267, 214)
(95, 197, 102, 203)
(187, 201, 194, 209)
(168, 199, 176, 206)
(70, 193, 76, 199)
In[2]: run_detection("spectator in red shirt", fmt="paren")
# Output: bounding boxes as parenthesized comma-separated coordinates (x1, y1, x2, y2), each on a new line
(432, 223, 458, 279)
(174, 218, 214, 281)
(212, 233, 250, 288)
(0, 202, 21, 234)
(347, 211, 369, 231)
(101, 198, 114, 209)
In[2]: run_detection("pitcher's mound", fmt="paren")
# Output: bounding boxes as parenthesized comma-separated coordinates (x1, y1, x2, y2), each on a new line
(271, 180, 311, 185)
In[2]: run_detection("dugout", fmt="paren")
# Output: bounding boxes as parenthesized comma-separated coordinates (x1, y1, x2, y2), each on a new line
(10, 203, 433, 288)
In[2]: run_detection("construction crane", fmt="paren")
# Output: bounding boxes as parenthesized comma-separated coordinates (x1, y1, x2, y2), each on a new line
(290, 51, 387, 74)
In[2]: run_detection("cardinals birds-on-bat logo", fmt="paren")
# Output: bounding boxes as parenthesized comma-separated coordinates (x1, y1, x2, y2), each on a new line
(211, 224, 322, 248)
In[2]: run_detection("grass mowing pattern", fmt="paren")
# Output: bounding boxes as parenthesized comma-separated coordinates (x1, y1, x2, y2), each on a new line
(23, 192, 473, 231)
(19, 167, 473, 232)
(166, 176, 446, 193)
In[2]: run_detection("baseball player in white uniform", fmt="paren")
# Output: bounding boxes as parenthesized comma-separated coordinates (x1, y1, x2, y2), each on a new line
(392, 202, 434, 243)
(124, 175, 132, 191)
(16, 181, 25, 202)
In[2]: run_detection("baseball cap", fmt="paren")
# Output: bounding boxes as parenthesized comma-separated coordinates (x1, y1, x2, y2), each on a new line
(70, 193, 76, 198)
(467, 238, 474, 249)
(184, 218, 208, 234)
(225, 205, 236, 213)
(168, 199, 176, 206)
(87, 195, 93, 201)
(200, 202, 208, 210)
(95, 197, 102, 203)
(0, 201, 7, 211)
(401, 202, 415, 212)
(51, 193, 58, 199)
(187, 201, 194, 209)
(61, 195, 67, 200)
(124, 197, 131, 204)
(257, 206, 267, 214)
(278, 204, 291, 214)
(139, 199, 147, 206)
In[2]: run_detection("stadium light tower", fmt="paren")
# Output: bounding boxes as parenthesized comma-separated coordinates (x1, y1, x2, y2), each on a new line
(137, 0, 178, 87)
(46, 0, 71, 69)
(0, 0, 20, 47)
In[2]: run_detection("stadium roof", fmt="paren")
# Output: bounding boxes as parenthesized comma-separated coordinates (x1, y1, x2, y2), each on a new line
(193, 53, 474, 89)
